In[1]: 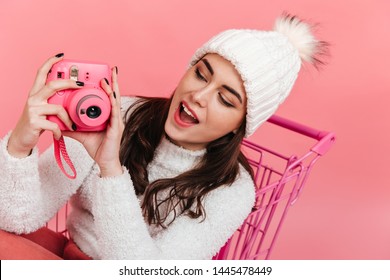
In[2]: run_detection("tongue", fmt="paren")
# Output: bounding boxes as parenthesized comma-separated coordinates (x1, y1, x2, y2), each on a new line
(180, 110, 197, 124)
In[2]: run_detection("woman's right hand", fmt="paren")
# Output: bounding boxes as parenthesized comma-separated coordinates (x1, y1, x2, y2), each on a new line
(7, 54, 83, 158)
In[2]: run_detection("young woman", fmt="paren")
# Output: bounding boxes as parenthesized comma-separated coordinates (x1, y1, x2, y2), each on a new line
(0, 15, 327, 259)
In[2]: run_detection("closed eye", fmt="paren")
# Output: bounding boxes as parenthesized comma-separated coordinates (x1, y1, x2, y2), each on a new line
(195, 68, 207, 82)
(218, 92, 234, 107)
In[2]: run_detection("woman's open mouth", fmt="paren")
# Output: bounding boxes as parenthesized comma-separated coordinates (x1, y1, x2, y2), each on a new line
(174, 102, 199, 127)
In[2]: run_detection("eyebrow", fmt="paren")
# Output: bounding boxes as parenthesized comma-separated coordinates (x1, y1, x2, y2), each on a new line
(202, 58, 214, 75)
(223, 85, 243, 104)
(201, 58, 243, 104)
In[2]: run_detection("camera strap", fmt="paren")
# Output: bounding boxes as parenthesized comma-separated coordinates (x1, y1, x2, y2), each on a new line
(53, 136, 77, 179)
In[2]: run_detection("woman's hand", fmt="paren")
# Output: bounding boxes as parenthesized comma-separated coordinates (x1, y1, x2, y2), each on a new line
(8, 54, 79, 158)
(63, 67, 124, 178)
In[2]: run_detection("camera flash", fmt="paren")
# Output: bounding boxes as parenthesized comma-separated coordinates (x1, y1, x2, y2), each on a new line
(70, 65, 79, 81)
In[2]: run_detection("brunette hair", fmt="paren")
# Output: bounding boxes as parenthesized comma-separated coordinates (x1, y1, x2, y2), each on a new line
(120, 96, 254, 227)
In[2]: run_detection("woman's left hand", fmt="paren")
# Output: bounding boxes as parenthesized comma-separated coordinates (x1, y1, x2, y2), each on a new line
(63, 66, 124, 177)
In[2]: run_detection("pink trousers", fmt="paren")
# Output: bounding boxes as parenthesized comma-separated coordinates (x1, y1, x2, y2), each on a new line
(0, 228, 92, 260)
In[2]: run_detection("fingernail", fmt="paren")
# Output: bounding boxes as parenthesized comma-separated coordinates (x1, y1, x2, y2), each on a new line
(104, 78, 109, 85)
(55, 53, 64, 58)
(76, 81, 84, 86)
(113, 91, 117, 99)
(72, 123, 77, 131)
(115, 66, 118, 75)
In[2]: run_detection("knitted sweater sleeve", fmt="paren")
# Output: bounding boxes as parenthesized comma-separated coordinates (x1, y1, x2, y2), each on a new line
(0, 96, 138, 234)
(91, 166, 256, 259)
(0, 132, 94, 234)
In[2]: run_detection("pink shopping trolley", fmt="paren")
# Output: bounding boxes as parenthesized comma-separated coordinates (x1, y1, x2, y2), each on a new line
(47, 114, 335, 260)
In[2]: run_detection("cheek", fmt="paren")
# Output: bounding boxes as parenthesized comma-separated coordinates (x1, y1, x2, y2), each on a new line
(207, 107, 244, 132)
(169, 87, 184, 112)
(176, 70, 203, 93)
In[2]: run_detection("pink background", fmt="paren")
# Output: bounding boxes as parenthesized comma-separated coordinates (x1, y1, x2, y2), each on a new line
(1, 0, 389, 259)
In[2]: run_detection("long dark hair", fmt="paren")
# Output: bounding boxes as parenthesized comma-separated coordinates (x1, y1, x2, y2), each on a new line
(120, 96, 253, 227)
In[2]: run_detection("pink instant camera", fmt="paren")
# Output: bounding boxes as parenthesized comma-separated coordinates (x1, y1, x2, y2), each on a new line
(47, 59, 111, 131)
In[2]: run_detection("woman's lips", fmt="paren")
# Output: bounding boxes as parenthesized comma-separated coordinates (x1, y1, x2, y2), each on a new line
(181, 101, 199, 122)
(174, 102, 199, 127)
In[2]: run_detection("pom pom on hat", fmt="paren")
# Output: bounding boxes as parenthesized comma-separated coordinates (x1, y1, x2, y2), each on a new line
(274, 14, 328, 67)
(189, 14, 328, 137)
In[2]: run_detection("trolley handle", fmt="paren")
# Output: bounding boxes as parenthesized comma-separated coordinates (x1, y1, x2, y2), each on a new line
(267, 115, 336, 156)
(267, 115, 324, 140)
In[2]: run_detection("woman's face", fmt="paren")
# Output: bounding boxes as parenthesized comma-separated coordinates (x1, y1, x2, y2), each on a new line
(165, 53, 247, 150)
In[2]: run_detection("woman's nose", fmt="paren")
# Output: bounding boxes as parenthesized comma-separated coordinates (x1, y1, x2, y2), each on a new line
(190, 86, 212, 108)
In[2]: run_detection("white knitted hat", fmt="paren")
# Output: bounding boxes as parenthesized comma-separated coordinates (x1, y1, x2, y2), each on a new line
(189, 15, 326, 137)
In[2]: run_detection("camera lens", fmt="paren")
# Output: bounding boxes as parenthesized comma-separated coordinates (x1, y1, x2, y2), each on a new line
(86, 106, 102, 119)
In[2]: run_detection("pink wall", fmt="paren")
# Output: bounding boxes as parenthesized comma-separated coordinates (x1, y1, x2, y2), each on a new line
(1, 0, 389, 259)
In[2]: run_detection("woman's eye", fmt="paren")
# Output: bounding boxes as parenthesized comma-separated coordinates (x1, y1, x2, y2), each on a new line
(195, 68, 207, 82)
(218, 93, 234, 107)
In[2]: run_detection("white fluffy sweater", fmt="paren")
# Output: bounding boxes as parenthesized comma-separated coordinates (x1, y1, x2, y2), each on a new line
(0, 96, 256, 259)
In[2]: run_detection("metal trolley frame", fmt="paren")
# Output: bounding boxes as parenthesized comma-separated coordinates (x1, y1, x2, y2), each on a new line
(48, 114, 335, 260)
